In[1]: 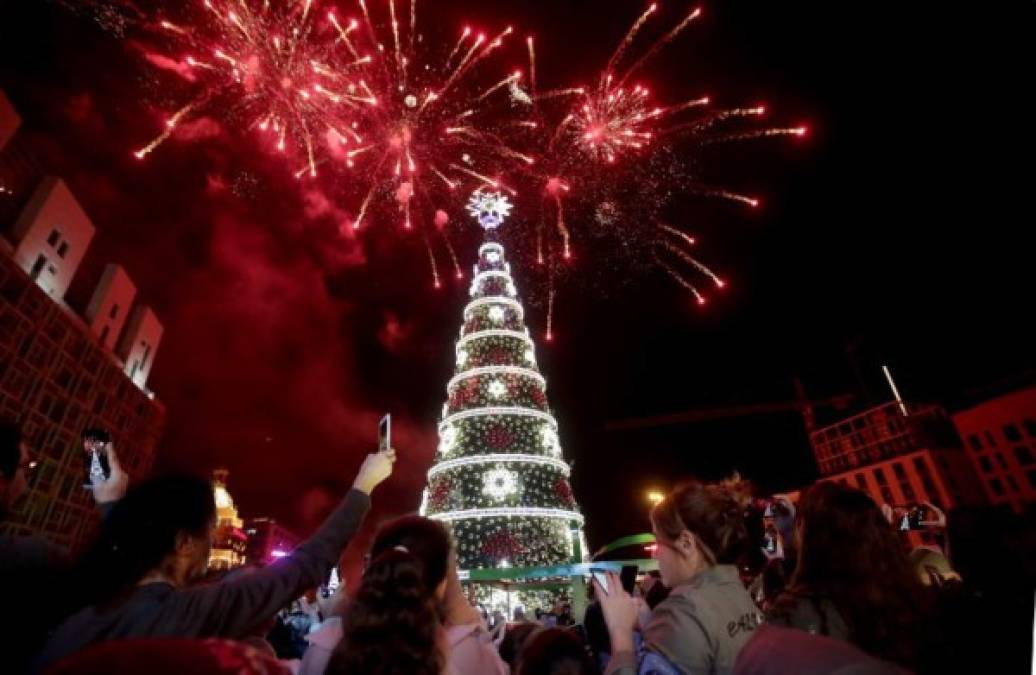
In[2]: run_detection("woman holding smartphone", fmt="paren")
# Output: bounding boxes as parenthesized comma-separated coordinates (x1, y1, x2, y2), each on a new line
(595, 479, 762, 675)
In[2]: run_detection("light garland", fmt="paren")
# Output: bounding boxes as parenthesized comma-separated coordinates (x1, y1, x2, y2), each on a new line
(469, 269, 515, 298)
(464, 297, 524, 320)
(427, 453, 571, 479)
(447, 366, 546, 391)
(430, 506, 585, 526)
(439, 407, 558, 430)
(479, 242, 505, 256)
(471, 270, 513, 285)
(455, 330, 534, 353)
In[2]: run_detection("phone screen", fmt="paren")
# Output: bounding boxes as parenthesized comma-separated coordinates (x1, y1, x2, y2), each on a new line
(378, 414, 391, 452)
(620, 565, 638, 594)
(590, 570, 609, 595)
(82, 428, 111, 486)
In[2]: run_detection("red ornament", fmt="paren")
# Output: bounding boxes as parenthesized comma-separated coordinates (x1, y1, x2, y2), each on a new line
(485, 424, 514, 449)
(554, 478, 575, 507)
(531, 387, 547, 409)
(429, 478, 452, 511)
(481, 530, 523, 560)
(487, 347, 510, 365)
(449, 378, 479, 409)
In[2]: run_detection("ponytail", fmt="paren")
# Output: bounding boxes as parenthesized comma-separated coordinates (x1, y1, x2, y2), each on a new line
(651, 477, 751, 566)
(328, 516, 451, 675)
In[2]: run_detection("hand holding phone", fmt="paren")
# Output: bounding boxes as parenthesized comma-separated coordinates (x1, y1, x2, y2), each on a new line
(378, 414, 391, 452)
(86, 439, 129, 504)
(590, 569, 610, 595)
(82, 428, 112, 488)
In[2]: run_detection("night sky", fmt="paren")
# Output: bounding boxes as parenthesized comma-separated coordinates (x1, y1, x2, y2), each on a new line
(1, 0, 1032, 569)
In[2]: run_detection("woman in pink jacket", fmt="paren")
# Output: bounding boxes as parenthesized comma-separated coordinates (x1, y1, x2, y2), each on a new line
(305, 515, 507, 675)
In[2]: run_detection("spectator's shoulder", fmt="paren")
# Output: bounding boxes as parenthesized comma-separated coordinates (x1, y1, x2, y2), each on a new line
(0, 533, 67, 570)
(644, 592, 709, 653)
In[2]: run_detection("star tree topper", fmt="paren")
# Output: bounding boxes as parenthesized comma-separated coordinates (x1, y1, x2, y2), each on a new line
(467, 189, 513, 230)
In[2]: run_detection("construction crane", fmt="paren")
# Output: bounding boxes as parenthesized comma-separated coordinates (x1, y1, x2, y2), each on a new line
(605, 379, 855, 435)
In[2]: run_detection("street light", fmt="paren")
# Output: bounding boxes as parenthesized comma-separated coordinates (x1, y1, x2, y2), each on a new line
(646, 490, 665, 506)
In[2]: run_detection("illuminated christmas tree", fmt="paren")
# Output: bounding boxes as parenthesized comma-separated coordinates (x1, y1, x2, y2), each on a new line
(422, 190, 586, 572)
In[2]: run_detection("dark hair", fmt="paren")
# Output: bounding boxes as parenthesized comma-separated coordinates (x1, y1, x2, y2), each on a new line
(783, 481, 925, 667)
(329, 516, 451, 675)
(499, 622, 540, 667)
(650, 478, 749, 565)
(0, 419, 23, 479)
(74, 475, 216, 606)
(516, 627, 598, 675)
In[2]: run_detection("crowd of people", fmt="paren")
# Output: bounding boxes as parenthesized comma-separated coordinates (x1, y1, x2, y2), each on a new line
(2, 419, 1034, 674)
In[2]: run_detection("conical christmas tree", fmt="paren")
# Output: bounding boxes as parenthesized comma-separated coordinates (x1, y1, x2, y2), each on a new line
(422, 190, 586, 573)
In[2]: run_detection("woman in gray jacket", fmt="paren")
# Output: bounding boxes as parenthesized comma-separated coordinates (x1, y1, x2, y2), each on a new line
(597, 479, 762, 675)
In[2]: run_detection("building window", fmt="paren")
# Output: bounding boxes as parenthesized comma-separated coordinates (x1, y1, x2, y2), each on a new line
(1003, 424, 1022, 442)
(1015, 446, 1034, 465)
(47, 229, 60, 246)
(57, 242, 70, 258)
(995, 453, 1008, 470)
(989, 478, 1004, 496)
(967, 434, 983, 452)
(1024, 419, 1036, 438)
(979, 456, 993, 473)
(109, 303, 119, 319)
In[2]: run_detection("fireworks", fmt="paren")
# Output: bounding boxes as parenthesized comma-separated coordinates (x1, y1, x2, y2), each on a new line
(124, 0, 807, 324)
(134, 0, 357, 172)
(132, 0, 536, 285)
(504, 3, 807, 331)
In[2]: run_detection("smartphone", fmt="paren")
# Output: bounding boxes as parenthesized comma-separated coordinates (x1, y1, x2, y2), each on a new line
(763, 529, 778, 554)
(81, 427, 111, 487)
(907, 506, 928, 530)
(620, 565, 638, 595)
(590, 569, 609, 595)
(378, 414, 391, 452)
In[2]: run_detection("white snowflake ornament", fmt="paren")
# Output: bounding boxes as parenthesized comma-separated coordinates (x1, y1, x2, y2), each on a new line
(488, 306, 506, 323)
(456, 349, 468, 366)
(541, 427, 560, 457)
(485, 251, 501, 264)
(488, 380, 508, 398)
(439, 424, 458, 455)
(467, 190, 513, 230)
(483, 468, 518, 500)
